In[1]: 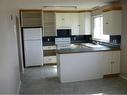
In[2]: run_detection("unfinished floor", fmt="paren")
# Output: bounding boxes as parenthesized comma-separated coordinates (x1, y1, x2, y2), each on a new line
(19, 65, 127, 94)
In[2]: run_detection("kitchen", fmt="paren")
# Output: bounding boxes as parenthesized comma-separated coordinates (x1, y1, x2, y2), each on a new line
(19, 0, 124, 92)
(19, 1, 124, 92)
(1, 0, 127, 94)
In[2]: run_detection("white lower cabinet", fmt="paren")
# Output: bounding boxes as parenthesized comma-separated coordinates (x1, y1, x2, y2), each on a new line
(43, 46, 56, 50)
(57, 50, 120, 83)
(43, 45, 57, 64)
(44, 56, 57, 64)
(103, 51, 120, 75)
(103, 51, 112, 75)
(58, 52, 104, 83)
(112, 51, 120, 74)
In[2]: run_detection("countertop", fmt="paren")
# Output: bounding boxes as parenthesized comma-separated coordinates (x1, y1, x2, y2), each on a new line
(56, 43, 121, 54)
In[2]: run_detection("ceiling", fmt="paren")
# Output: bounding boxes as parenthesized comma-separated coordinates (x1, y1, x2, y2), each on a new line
(17, 0, 120, 10)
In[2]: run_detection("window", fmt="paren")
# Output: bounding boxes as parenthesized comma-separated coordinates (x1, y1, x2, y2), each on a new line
(93, 15, 109, 41)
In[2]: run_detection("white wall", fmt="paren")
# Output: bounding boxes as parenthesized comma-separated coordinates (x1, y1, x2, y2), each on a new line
(121, 0, 127, 78)
(0, 0, 21, 94)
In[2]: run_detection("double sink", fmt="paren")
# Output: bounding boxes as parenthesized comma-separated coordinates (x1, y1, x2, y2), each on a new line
(70, 43, 105, 49)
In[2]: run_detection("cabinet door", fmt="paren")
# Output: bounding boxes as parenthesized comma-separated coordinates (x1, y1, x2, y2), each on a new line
(79, 13, 85, 34)
(103, 51, 112, 75)
(112, 11, 122, 35)
(79, 12, 91, 35)
(62, 13, 71, 27)
(103, 51, 120, 75)
(103, 11, 113, 35)
(56, 13, 71, 28)
(111, 51, 120, 74)
(103, 10, 121, 35)
(70, 13, 79, 35)
(56, 13, 63, 28)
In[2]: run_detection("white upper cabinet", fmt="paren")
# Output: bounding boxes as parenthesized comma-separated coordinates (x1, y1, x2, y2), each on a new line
(103, 10, 122, 35)
(79, 12, 91, 35)
(70, 13, 79, 35)
(56, 13, 71, 29)
(56, 12, 91, 35)
(56, 13, 79, 35)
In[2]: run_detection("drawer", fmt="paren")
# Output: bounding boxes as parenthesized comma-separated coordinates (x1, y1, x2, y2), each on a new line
(43, 46, 56, 50)
(44, 56, 57, 64)
(43, 50, 56, 56)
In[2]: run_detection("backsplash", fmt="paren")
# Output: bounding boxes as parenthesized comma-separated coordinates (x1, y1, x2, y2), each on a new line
(42, 36, 55, 45)
(42, 35, 92, 46)
(110, 35, 121, 44)
(98, 35, 121, 48)
(71, 35, 92, 43)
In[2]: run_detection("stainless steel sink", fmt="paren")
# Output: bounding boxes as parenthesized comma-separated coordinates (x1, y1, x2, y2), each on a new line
(70, 44, 90, 49)
(81, 43, 105, 48)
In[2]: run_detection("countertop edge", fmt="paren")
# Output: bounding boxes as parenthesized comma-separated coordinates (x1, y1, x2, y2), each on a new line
(56, 48, 121, 54)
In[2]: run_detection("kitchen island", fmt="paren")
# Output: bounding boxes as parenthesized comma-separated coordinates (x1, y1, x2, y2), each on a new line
(56, 43, 120, 83)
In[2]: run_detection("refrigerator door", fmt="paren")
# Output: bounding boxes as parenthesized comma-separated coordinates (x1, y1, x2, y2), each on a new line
(23, 28, 42, 40)
(24, 40, 43, 67)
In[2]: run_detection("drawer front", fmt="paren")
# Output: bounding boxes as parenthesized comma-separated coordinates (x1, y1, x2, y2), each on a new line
(43, 50, 56, 56)
(44, 56, 57, 63)
(43, 46, 56, 50)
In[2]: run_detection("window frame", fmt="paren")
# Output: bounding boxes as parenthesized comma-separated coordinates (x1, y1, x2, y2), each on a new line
(92, 15, 109, 42)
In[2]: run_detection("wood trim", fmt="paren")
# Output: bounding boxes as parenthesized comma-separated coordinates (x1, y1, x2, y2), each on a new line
(103, 6, 122, 12)
(42, 10, 78, 13)
(55, 11, 80, 13)
(26, 65, 43, 68)
(20, 9, 42, 12)
(21, 28, 26, 68)
(43, 63, 57, 65)
(79, 10, 92, 13)
(19, 10, 22, 27)
(42, 10, 92, 13)
(43, 50, 56, 56)
(103, 73, 120, 78)
(19, 9, 92, 13)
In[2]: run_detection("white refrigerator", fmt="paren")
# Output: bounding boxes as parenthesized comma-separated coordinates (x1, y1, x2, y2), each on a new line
(23, 28, 43, 67)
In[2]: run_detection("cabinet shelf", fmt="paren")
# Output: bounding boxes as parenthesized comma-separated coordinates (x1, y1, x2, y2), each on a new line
(20, 10, 42, 27)
(43, 12, 56, 36)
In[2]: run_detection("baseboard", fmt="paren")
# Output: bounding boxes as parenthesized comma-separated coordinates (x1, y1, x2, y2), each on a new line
(44, 63, 57, 66)
(120, 75, 127, 80)
(17, 80, 21, 95)
(103, 73, 120, 78)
